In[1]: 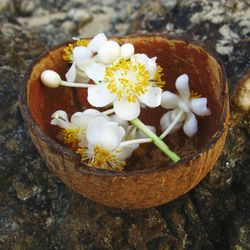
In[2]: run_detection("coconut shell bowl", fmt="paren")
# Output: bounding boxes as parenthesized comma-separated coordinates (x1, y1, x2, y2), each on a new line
(19, 34, 229, 209)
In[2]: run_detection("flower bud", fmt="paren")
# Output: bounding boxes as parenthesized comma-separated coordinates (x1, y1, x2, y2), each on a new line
(41, 70, 61, 88)
(121, 43, 134, 60)
(98, 41, 121, 64)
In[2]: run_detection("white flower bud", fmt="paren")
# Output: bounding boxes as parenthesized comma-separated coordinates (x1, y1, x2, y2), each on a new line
(41, 70, 61, 88)
(98, 41, 121, 64)
(121, 43, 135, 60)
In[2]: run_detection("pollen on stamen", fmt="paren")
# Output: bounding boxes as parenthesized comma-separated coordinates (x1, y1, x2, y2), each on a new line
(62, 127, 83, 147)
(75, 39, 89, 47)
(77, 145, 125, 171)
(154, 65, 166, 89)
(104, 59, 151, 103)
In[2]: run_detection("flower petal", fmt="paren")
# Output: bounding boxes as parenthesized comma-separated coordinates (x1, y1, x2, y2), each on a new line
(77, 58, 96, 71)
(183, 112, 198, 137)
(160, 111, 171, 131)
(73, 46, 92, 64)
(65, 62, 76, 82)
(83, 109, 102, 115)
(110, 114, 129, 130)
(85, 63, 106, 83)
(51, 110, 68, 121)
(161, 91, 180, 109)
(114, 97, 140, 121)
(131, 53, 157, 78)
(87, 83, 115, 107)
(75, 68, 89, 83)
(190, 98, 211, 116)
(87, 117, 109, 146)
(99, 122, 125, 151)
(175, 74, 190, 101)
(160, 110, 183, 133)
(51, 110, 70, 129)
(170, 108, 185, 122)
(138, 86, 162, 108)
(87, 33, 107, 52)
(71, 109, 103, 129)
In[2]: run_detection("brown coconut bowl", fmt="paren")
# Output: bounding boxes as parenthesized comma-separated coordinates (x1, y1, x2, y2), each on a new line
(19, 34, 229, 209)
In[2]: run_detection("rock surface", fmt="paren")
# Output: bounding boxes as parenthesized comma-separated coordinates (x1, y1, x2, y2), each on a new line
(0, 0, 249, 249)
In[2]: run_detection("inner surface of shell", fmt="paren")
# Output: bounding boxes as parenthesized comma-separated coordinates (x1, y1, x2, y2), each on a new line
(27, 35, 226, 171)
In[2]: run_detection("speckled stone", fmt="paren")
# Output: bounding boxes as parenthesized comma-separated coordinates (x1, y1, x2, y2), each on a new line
(0, 0, 249, 249)
(233, 70, 250, 111)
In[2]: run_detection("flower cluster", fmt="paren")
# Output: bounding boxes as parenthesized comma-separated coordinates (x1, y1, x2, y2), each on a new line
(51, 109, 154, 170)
(41, 33, 211, 171)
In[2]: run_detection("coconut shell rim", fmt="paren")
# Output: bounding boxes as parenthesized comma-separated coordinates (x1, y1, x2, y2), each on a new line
(19, 33, 229, 177)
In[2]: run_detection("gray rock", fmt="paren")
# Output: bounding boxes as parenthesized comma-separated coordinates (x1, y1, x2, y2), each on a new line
(233, 70, 250, 111)
(227, 212, 250, 250)
(67, 8, 92, 25)
(0, 0, 15, 14)
(62, 20, 77, 34)
(130, 1, 170, 33)
(15, 0, 38, 16)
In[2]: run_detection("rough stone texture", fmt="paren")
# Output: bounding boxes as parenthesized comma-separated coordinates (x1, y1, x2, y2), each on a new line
(0, 0, 249, 249)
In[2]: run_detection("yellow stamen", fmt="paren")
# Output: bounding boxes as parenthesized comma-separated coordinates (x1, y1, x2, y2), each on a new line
(63, 39, 89, 63)
(190, 91, 202, 99)
(75, 40, 89, 47)
(77, 145, 125, 171)
(63, 44, 74, 63)
(105, 59, 150, 103)
(62, 127, 83, 146)
(154, 65, 166, 88)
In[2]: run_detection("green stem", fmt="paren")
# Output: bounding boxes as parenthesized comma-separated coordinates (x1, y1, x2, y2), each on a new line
(130, 118, 180, 163)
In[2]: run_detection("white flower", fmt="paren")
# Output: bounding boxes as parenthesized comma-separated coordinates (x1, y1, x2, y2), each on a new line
(50, 109, 107, 146)
(160, 74, 211, 137)
(64, 33, 108, 82)
(64, 33, 134, 83)
(86, 54, 165, 121)
(78, 117, 128, 170)
(50, 110, 149, 169)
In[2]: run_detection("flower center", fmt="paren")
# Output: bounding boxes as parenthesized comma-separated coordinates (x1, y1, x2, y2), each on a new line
(104, 59, 150, 102)
(63, 39, 89, 63)
(77, 145, 125, 170)
(62, 127, 84, 146)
